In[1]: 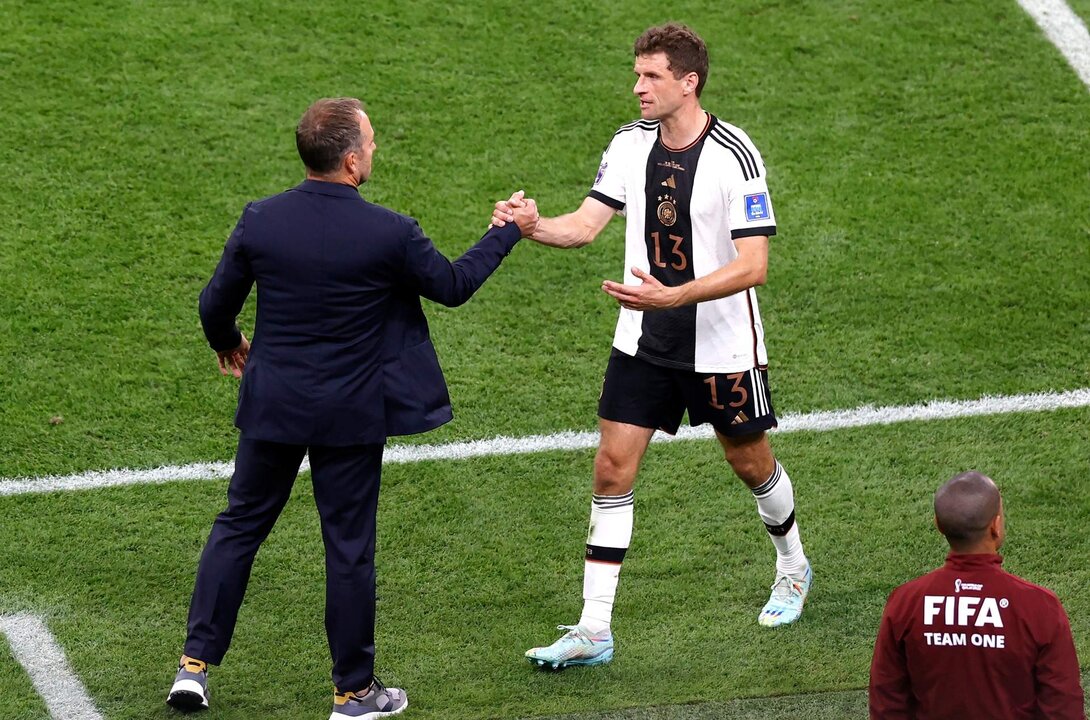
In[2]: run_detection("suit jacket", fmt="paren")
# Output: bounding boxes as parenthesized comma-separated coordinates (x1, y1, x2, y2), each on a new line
(199, 179, 520, 446)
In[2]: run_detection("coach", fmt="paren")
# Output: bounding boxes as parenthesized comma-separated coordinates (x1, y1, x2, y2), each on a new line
(167, 97, 537, 718)
(869, 471, 1084, 719)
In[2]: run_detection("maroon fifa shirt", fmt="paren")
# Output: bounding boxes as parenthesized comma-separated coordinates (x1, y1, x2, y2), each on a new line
(869, 553, 1084, 719)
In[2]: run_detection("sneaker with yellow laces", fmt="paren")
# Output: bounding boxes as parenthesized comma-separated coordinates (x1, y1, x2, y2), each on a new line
(329, 677, 408, 719)
(166, 655, 209, 712)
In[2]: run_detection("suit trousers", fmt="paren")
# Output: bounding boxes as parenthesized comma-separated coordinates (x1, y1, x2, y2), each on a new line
(183, 434, 384, 691)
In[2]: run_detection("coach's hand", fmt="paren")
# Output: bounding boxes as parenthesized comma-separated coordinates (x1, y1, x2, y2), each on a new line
(602, 268, 682, 311)
(216, 333, 250, 378)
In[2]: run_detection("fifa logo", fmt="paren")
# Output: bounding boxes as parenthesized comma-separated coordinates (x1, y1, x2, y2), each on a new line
(922, 595, 1009, 649)
(955, 578, 984, 593)
(923, 595, 1007, 628)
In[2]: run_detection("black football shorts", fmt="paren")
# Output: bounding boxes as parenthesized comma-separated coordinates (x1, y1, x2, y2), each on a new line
(597, 348, 778, 437)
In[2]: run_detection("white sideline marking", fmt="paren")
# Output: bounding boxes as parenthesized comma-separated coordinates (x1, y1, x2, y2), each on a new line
(0, 614, 105, 720)
(1017, 0, 1090, 89)
(1, 388, 1089, 498)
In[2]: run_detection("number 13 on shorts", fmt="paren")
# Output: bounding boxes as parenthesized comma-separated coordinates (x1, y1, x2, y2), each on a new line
(704, 373, 747, 410)
(697, 368, 777, 434)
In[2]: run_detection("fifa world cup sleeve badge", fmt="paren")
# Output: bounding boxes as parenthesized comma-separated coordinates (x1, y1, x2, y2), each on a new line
(594, 161, 608, 186)
(744, 193, 769, 221)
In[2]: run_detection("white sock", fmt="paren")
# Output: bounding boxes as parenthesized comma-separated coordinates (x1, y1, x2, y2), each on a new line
(751, 462, 808, 577)
(579, 491, 633, 634)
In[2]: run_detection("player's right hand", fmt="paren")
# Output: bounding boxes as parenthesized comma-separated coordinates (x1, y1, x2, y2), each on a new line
(511, 197, 539, 238)
(491, 190, 526, 227)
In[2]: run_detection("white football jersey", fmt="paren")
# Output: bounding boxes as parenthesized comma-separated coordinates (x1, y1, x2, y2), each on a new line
(589, 113, 777, 373)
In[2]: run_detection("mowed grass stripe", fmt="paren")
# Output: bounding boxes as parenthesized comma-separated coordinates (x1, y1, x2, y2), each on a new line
(1, 388, 1088, 497)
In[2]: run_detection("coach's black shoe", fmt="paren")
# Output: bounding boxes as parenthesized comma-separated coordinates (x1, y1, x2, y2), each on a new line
(330, 677, 408, 719)
(166, 655, 209, 712)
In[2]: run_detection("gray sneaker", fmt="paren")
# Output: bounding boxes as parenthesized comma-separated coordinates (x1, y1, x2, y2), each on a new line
(166, 656, 209, 712)
(329, 677, 408, 719)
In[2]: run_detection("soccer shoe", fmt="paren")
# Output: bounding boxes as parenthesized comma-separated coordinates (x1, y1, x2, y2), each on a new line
(758, 564, 813, 628)
(525, 624, 615, 669)
(329, 677, 408, 719)
(166, 655, 209, 712)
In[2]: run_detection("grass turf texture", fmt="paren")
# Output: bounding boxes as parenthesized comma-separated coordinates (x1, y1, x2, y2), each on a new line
(1, 409, 1089, 719)
(1, 0, 1088, 478)
(1, 0, 1088, 717)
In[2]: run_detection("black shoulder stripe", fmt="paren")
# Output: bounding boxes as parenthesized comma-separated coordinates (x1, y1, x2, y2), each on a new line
(708, 132, 754, 181)
(711, 125, 759, 180)
(614, 119, 659, 137)
(710, 128, 758, 180)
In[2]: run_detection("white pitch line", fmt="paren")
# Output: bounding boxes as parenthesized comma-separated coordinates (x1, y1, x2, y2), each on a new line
(1017, 0, 1090, 89)
(1, 388, 1088, 498)
(0, 614, 105, 720)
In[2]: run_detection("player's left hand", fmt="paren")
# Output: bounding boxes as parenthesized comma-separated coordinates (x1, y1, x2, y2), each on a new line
(602, 267, 682, 311)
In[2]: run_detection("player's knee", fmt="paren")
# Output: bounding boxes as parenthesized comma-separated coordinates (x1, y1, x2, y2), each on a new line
(724, 452, 766, 485)
(593, 451, 636, 493)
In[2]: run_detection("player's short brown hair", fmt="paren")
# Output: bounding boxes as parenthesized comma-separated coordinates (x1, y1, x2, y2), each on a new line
(634, 23, 709, 97)
(295, 97, 365, 174)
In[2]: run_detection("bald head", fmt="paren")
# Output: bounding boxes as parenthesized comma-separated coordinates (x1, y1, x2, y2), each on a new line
(934, 471, 1003, 552)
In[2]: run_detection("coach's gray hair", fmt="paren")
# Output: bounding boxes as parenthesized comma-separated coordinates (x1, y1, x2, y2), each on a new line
(295, 97, 365, 174)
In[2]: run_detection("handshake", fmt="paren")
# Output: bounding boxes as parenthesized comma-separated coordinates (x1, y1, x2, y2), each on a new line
(491, 190, 539, 238)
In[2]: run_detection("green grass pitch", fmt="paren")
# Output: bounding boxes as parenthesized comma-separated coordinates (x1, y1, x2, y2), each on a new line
(1, 0, 1088, 718)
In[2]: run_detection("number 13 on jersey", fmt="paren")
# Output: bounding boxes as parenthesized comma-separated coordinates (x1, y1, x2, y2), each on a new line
(650, 231, 687, 271)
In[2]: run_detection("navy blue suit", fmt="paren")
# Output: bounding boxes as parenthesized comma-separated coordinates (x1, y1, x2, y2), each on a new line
(186, 179, 519, 690)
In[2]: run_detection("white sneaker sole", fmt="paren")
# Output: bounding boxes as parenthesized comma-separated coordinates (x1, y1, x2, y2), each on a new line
(167, 678, 208, 711)
(328, 697, 408, 719)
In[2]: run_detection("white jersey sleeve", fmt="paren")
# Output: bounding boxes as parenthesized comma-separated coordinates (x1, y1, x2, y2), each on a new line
(713, 122, 778, 239)
(587, 120, 659, 215)
(588, 139, 627, 211)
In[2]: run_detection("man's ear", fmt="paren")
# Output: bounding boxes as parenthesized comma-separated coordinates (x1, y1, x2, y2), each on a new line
(684, 72, 698, 95)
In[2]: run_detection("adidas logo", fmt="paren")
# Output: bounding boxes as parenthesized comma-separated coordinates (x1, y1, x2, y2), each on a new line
(731, 411, 749, 425)
(661, 175, 676, 188)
